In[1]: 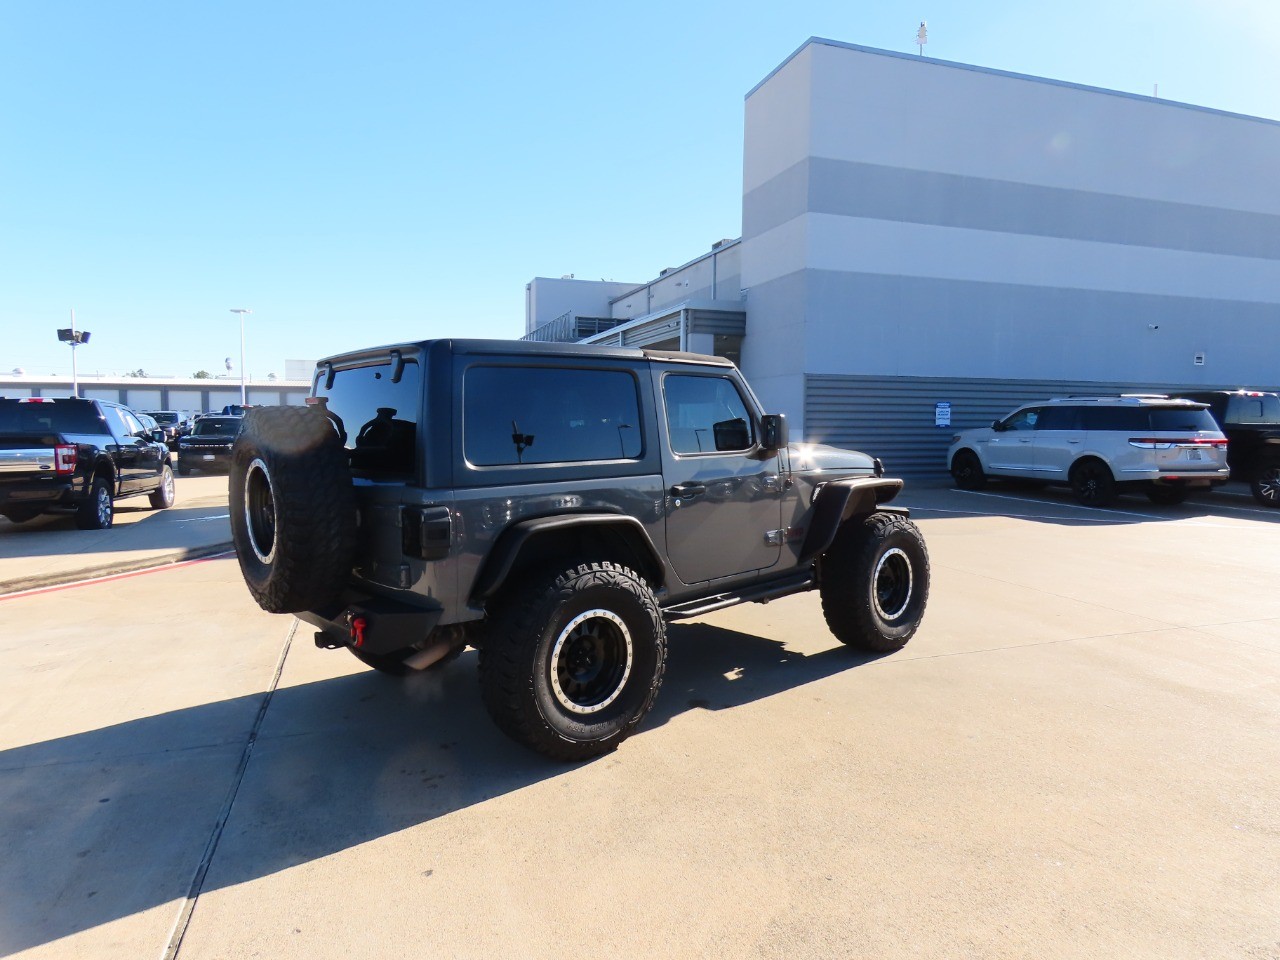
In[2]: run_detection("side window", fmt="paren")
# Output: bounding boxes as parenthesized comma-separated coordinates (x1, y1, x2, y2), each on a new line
(1081, 407, 1149, 431)
(1035, 406, 1079, 430)
(313, 358, 421, 478)
(122, 411, 147, 436)
(463, 366, 643, 466)
(101, 405, 134, 441)
(1001, 408, 1041, 431)
(663, 374, 755, 454)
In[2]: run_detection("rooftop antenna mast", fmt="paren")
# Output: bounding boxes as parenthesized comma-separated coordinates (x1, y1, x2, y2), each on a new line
(916, 20, 928, 55)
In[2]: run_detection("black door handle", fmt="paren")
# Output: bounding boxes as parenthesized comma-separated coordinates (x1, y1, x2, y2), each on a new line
(669, 481, 706, 498)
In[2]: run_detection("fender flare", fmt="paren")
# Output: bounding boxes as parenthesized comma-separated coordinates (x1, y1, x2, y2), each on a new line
(796, 477, 905, 566)
(470, 513, 665, 604)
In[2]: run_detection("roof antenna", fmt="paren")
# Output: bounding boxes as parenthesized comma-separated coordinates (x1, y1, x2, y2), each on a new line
(916, 21, 928, 55)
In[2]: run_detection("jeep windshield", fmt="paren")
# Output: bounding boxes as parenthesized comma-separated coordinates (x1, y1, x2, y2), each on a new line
(192, 418, 242, 437)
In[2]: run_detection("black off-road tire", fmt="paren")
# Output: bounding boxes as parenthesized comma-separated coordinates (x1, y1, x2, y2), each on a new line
(1146, 484, 1189, 506)
(950, 449, 987, 490)
(1070, 458, 1117, 507)
(229, 406, 356, 614)
(75, 478, 114, 530)
(479, 561, 666, 761)
(819, 512, 930, 653)
(149, 464, 176, 509)
(349, 644, 465, 676)
(1252, 463, 1280, 508)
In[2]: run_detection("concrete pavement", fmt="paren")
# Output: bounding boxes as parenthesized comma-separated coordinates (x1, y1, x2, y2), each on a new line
(1, 485, 1277, 959)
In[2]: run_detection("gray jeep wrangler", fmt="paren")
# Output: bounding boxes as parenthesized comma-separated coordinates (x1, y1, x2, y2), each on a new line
(229, 339, 929, 760)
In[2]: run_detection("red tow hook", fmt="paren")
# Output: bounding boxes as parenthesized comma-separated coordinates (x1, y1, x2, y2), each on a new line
(349, 615, 368, 649)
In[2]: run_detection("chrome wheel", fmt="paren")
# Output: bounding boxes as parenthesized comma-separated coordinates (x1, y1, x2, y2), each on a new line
(1255, 465, 1280, 507)
(95, 486, 112, 527)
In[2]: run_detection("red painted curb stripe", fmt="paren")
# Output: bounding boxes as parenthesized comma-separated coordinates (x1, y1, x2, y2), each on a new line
(0, 551, 236, 602)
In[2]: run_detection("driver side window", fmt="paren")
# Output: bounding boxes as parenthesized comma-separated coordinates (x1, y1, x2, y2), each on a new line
(1002, 408, 1041, 431)
(663, 374, 754, 454)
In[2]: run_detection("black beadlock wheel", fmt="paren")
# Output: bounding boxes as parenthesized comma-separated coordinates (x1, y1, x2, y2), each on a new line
(479, 561, 666, 761)
(950, 449, 987, 490)
(819, 513, 930, 653)
(229, 406, 357, 614)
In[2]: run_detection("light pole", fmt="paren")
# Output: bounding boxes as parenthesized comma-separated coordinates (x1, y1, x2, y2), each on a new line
(230, 308, 252, 405)
(56, 309, 91, 398)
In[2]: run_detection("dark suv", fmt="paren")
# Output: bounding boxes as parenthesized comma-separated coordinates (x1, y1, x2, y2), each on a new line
(1172, 390, 1280, 507)
(228, 340, 930, 759)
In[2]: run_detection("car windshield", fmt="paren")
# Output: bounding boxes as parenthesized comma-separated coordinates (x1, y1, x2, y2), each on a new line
(148, 412, 179, 424)
(193, 418, 241, 436)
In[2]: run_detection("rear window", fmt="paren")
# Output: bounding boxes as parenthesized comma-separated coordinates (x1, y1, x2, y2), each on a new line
(1226, 395, 1280, 424)
(313, 358, 421, 478)
(0, 398, 104, 435)
(463, 365, 642, 466)
(1148, 408, 1219, 432)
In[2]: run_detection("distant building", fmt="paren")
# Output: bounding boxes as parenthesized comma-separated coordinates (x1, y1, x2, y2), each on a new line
(0, 373, 310, 413)
(525, 38, 1280, 474)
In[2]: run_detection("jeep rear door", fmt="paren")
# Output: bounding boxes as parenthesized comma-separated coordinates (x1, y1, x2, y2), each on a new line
(656, 366, 782, 585)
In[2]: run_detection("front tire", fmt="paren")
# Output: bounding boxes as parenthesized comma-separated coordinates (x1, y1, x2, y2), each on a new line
(479, 561, 666, 761)
(75, 478, 114, 530)
(950, 449, 987, 490)
(1252, 464, 1280, 508)
(1070, 459, 1117, 507)
(149, 464, 176, 509)
(819, 513, 930, 653)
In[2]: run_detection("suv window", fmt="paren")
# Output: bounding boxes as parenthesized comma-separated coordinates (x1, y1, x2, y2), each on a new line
(1149, 408, 1219, 432)
(314, 359, 421, 478)
(463, 365, 642, 466)
(1080, 407, 1149, 431)
(101, 404, 137, 441)
(1226, 395, 1280, 424)
(1035, 406, 1080, 430)
(664, 374, 755, 454)
(999, 408, 1041, 431)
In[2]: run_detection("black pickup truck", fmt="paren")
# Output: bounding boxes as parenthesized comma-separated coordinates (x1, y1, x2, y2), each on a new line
(0, 397, 176, 529)
(1173, 390, 1280, 507)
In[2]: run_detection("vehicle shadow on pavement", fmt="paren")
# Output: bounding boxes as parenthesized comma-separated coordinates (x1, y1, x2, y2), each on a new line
(0, 624, 878, 955)
(0, 505, 230, 560)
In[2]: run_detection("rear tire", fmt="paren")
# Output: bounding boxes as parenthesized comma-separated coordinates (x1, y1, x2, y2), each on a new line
(1070, 458, 1117, 507)
(819, 513, 930, 653)
(1252, 463, 1280, 508)
(75, 478, 114, 530)
(479, 561, 666, 761)
(149, 464, 176, 509)
(229, 406, 356, 613)
(950, 449, 987, 490)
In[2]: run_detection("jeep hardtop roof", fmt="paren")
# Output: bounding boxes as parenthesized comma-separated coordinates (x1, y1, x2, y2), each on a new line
(315, 338, 733, 370)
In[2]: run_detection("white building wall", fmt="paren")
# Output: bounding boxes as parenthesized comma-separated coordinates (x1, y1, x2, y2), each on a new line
(740, 38, 1280, 438)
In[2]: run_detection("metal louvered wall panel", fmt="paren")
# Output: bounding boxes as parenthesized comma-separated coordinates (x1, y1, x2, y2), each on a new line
(805, 374, 1280, 478)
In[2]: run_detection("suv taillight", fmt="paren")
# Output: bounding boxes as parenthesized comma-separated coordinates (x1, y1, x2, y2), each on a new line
(54, 444, 77, 475)
(1128, 438, 1228, 450)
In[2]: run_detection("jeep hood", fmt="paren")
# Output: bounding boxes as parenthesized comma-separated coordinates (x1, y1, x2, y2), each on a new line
(787, 442, 877, 475)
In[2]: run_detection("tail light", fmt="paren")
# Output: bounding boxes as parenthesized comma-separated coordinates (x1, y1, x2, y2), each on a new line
(1128, 438, 1228, 450)
(54, 444, 77, 475)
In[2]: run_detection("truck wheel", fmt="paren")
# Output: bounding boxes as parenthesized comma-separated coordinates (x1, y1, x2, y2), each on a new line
(479, 561, 666, 761)
(75, 478, 114, 530)
(229, 406, 356, 613)
(819, 513, 929, 653)
(149, 464, 176, 509)
(1252, 464, 1280, 507)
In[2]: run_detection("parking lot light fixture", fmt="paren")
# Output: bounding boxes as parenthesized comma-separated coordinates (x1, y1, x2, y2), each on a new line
(230, 308, 252, 405)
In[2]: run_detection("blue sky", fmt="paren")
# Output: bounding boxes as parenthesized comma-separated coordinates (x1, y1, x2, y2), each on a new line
(2, 0, 1277, 379)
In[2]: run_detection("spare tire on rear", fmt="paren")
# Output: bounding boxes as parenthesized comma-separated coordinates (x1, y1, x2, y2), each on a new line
(230, 405, 357, 613)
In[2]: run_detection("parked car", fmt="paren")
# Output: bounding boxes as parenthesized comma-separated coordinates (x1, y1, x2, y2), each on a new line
(947, 395, 1229, 507)
(1169, 390, 1280, 507)
(0, 397, 175, 528)
(142, 410, 191, 447)
(177, 416, 244, 475)
(227, 339, 930, 760)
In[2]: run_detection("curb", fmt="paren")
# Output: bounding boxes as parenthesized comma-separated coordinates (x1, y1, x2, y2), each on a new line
(0, 542, 236, 597)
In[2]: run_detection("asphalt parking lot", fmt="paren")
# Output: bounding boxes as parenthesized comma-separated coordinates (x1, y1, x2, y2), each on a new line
(0, 481, 1277, 959)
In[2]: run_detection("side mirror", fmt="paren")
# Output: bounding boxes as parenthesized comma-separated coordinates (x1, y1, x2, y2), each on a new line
(991, 420, 1004, 431)
(761, 413, 788, 451)
(152, 430, 166, 443)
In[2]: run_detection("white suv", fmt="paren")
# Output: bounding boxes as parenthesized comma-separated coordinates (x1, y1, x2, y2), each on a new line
(947, 396, 1229, 506)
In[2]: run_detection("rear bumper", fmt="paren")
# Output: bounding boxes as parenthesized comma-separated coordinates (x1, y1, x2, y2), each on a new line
(0, 477, 82, 510)
(299, 593, 444, 656)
